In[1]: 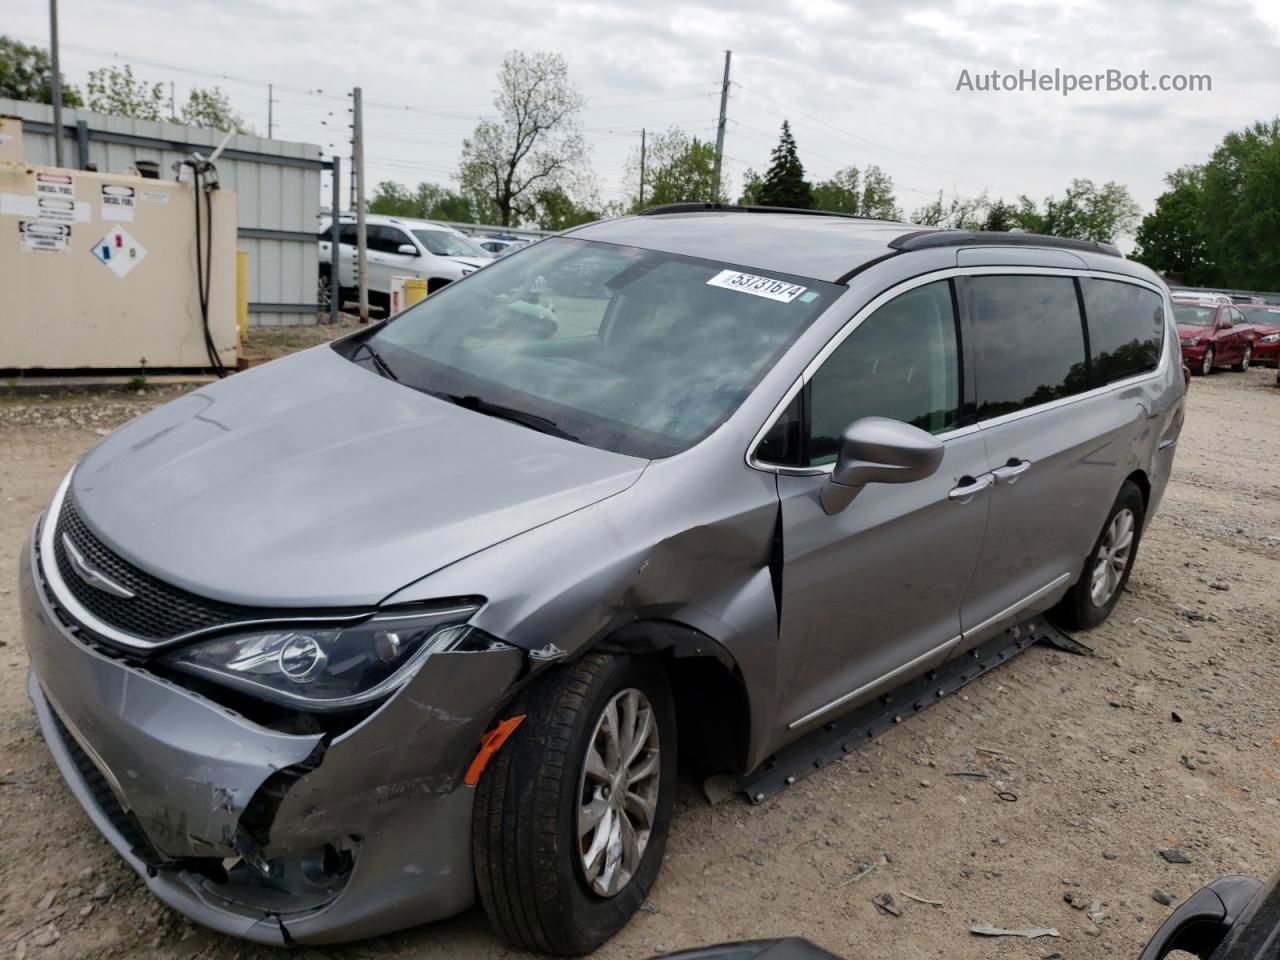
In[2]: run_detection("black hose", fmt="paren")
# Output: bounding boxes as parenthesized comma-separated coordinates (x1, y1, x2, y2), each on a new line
(188, 159, 228, 378)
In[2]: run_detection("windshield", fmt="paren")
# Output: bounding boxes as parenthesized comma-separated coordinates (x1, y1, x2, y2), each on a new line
(1173, 304, 1215, 326)
(366, 237, 839, 458)
(412, 228, 488, 258)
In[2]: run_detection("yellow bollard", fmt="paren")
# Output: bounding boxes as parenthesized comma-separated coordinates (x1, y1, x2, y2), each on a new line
(404, 277, 428, 308)
(236, 250, 249, 339)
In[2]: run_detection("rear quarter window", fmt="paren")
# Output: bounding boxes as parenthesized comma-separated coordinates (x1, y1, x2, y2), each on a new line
(969, 275, 1089, 420)
(1081, 279, 1165, 385)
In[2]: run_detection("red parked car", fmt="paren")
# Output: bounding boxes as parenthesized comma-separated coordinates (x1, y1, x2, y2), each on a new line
(1236, 303, 1280, 367)
(1173, 299, 1255, 375)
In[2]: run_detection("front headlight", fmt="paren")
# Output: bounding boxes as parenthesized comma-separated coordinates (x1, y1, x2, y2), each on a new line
(1180, 337, 1201, 346)
(1261, 333, 1279, 343)
(164, 602, 498, 711)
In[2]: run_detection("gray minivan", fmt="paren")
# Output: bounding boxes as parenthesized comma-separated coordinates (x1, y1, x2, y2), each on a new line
(18, 206, 1183, 954)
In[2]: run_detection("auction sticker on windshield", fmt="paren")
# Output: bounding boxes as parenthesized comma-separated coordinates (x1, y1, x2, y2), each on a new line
(706, 269, 808, 303)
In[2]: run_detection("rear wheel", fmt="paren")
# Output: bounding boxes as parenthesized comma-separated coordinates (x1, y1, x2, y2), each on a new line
(473, 653, 676, 956)
(1057, 481, 1145, 630)
(1233, 344, 1252, 372)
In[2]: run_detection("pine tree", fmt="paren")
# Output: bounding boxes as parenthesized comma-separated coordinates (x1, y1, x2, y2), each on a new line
(758, 121, 813, 209)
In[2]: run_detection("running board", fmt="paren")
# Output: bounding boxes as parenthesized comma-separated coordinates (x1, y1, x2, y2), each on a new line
(730, 616, 1074, 804)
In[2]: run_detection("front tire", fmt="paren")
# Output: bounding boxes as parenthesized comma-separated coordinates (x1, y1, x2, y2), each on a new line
(473, 653, 677, 956)
(1199, 346, 1215, 375)
(1057, 481, 1146, 630)
(1233, 344, 1252, 372)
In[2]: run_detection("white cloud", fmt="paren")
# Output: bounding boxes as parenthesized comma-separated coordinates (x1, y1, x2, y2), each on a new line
(6, 0, 1278, 227)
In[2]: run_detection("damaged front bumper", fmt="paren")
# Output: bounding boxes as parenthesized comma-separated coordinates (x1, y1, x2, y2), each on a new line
(19, 524, 524, 945)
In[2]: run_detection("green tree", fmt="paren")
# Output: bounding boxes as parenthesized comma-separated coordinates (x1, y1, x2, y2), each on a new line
(1196, 118, 1280, 290)
(0, 36, 81, 106)
(812, 164, 899, 218)
(980, 199, 1015, 232)
(910, 192, 989, 228)
(623, 127, 723, 211)
(458, 50, 588, 226)
(738, 167, 764, 205)
(758, 121, 813, 209)
(85, 65, 167, 120)
(1131, 166, 1217, 284)
(369, 180, 478, 222)
(1010, 179, 1140, 243)
(178, 87, 246, 132)
(534, 187, 600, 230)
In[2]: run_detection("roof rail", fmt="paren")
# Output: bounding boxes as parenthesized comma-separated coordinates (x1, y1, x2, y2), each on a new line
(638, 202, 891, 222)
(889, 229, 1123, 258)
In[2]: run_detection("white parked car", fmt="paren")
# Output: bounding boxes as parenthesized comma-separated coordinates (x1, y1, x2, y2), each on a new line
(319, 214, 492, 309)
(477, 237, 529, 257)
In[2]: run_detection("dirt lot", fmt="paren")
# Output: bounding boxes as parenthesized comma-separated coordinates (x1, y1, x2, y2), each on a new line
(1, 351, 1278, 960)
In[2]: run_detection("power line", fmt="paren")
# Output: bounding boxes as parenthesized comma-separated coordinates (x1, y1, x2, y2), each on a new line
(732, 82, 1026, 201)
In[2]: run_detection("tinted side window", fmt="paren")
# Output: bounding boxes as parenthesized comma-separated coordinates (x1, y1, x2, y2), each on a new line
(807, 280, 960, 466)
(368, 226, 414, 254)
(339, 223, 357, 246)
(970, 275, 1087, 420)
(1081, 278, 1164, 385)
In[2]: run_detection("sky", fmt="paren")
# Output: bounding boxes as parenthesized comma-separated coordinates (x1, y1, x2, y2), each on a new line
(7, 0, 1280, 232)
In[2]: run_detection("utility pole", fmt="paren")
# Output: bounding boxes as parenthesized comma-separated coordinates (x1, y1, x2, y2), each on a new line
(639, 128, 646, 208)
(267, 83, 273, 139)
(49, 0, 64, 167)
(712, 50, 731, 203)
(169, 82, 175, 119)
(352, 86, 369, 324)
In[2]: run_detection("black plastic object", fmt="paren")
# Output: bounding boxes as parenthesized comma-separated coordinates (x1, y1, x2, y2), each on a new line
(638, 202, 884, 222)
(888, 228, 1122, 258)
(732, 615, 1068, 802)
(1138, 874, 1265, 959)
(648, 939, 842, 960)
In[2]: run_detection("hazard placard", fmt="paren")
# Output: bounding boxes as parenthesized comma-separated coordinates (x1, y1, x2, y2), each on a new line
(91, 225, 148, 279)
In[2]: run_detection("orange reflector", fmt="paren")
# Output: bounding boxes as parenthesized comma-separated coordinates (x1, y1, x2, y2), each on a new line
(464, 715, 526, 786)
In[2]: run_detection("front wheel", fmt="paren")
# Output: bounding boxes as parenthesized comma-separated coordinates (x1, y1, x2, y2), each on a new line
(1233, 344, 1252, 372)
(1199, 346, 1215, 375)
(1056, 481, 1146, 630)
(473, 653, 677, 956)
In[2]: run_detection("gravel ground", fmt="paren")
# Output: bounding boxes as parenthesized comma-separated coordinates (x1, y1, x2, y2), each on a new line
(0, 362, 1277, 960)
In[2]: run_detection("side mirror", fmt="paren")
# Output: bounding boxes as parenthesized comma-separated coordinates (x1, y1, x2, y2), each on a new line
(821, 417, 945, 515)
(397, 243, 418, 256)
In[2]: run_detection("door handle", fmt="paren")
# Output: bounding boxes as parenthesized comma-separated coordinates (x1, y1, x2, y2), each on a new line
(991, 459, 1032, 484)
(948, 474, 993, 502)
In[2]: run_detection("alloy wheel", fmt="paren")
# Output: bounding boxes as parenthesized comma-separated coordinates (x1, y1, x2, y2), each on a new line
(577, 687, 661, 898)
(1090, 507, 1135, 607)
(1202, 347, 1214, 375)
(1242, 345, 1251, 371)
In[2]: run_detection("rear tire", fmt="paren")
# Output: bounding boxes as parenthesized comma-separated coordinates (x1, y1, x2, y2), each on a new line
(1056, 481, 1146, 630)
(1233, 344, 1252, 372)
(473, 653, 677, 956)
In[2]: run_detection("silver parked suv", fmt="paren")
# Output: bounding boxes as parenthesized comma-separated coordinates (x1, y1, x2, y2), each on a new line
(19, 205, 1184, 953)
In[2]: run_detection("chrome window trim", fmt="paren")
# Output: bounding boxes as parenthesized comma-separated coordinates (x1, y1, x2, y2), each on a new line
(747, 265, 1174, 474)
(39, 469, 372, 652)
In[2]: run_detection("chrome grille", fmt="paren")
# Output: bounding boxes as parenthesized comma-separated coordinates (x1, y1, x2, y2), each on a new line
(52, 492, 266, 642)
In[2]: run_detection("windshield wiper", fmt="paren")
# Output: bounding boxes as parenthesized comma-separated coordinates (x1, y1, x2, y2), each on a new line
(432, 392, 580, 443)
(352, 340, 399, 381)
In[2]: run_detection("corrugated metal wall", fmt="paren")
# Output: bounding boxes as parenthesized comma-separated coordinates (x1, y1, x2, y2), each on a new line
(0, 98, 326, 326)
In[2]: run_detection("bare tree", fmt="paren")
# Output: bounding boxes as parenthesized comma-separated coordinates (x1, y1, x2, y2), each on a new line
(458, 51, 587, 226)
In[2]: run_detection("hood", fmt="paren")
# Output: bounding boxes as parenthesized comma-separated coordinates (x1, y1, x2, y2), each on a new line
(1245, 320, 1280, 336)
(1177, 324, 1212, 340)
(450, 256, 490, 269)
(70, 346, 647, 607)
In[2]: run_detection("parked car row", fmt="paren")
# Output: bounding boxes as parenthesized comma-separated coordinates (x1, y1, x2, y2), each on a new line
(317, 215, 540, 311)
(1172, 297, 1280, 375)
